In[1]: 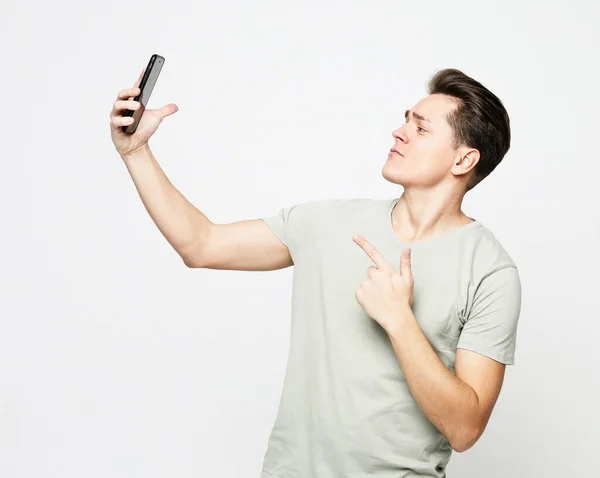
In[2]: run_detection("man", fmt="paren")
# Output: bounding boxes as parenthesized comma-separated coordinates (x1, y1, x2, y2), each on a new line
(110, 67, 521, 478)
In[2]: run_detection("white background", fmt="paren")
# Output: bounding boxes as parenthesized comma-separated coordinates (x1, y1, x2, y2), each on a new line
(2, 1, 599, 477)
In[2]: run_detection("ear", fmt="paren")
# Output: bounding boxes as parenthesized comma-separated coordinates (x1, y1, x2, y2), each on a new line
(453, 149, 479, 177)
(462, 150, 480, 172)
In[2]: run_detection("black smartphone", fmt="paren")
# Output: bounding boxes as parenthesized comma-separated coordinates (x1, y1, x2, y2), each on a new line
(122, 54, 165, 134)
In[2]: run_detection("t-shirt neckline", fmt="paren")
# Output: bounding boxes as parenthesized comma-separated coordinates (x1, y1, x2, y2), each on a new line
(386, 197, 480, 249)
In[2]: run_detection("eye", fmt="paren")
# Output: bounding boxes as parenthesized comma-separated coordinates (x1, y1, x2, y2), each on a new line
(403, 120, 427, 133)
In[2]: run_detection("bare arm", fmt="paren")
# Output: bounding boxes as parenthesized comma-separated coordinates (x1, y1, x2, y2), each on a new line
(387, 309, 505, 453)
(121, 145, 292, 271)
(186, 219, 293, 271)
(121, 144, 212, 264)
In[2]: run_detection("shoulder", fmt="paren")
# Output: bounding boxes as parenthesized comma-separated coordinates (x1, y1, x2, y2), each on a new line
(312, 196, 391, 217)
(288, 196, 388, 219)
(466, 222, 520, 287)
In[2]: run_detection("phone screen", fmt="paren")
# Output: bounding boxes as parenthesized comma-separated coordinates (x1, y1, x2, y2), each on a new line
(122, 54, 165, 134)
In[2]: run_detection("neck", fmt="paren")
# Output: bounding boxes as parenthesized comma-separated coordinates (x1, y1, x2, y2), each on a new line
(391, 189, 472, 243)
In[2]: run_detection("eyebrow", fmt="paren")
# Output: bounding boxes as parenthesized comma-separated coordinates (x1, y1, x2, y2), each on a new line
(405, 109, 433, 125)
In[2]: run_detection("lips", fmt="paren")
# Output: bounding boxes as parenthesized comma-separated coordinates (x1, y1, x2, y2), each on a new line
(390, 148, 404, 156)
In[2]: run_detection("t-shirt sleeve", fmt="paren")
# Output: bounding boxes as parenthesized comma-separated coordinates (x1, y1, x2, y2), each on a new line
(261, 199, 327, 263)
(456, 266, 522, 365)
(261, 206, 294, 249)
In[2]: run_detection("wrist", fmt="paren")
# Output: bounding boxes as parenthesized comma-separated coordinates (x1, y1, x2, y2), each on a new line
(384, 305, 414, 337)
(121, 143, 151, 161)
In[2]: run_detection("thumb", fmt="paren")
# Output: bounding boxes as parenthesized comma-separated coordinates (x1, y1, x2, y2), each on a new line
(400, 248, 412, 279)
(158, 103, 179, 120)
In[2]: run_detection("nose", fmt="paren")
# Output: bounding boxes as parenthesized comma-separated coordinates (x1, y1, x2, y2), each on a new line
(392, 126, 407, 144)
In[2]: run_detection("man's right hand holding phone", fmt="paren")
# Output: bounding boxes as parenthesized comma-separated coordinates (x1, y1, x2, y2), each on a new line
(109, 66, 179, 159)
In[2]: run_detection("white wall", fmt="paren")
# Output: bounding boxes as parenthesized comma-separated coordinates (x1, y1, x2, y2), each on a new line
(1, 1, 598, 477)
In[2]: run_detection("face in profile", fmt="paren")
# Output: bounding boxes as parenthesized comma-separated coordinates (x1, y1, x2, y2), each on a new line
(382, 93, 474, 190)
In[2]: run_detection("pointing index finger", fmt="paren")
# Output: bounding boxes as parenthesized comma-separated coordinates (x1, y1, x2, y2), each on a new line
(353, 235, 389, 269)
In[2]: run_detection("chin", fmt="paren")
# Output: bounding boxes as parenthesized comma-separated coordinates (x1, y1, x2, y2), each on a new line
(381, 164, 406, 185)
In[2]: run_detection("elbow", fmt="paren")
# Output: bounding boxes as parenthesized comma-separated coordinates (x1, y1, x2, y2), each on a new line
(180, 244, 207, 268)
(450, 426, 482, 453)
(180, 234, 211, 269)
(450, 440, 470, 454)
(182, 254, 202, 268)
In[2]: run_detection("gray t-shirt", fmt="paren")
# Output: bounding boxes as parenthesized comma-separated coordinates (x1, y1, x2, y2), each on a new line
(259, 197, 522, 478)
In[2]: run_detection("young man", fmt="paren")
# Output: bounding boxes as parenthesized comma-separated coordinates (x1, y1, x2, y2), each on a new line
(111, 68, 521, 478)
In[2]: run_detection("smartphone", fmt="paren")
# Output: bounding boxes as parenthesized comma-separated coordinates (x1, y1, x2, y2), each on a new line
(122, 54, 165, 134)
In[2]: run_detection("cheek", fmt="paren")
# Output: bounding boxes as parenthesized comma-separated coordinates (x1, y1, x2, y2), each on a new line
(412, 149, 453, 181)
(418, 139, 445, 155)
(419, 142, 454, 167)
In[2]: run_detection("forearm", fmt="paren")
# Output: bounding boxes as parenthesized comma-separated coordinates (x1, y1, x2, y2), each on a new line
(121, 144, 211, 262)
(386, 308, 481, 452)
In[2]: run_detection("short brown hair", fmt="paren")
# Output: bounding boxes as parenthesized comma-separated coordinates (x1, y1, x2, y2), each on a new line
(426, 68, 511, 192)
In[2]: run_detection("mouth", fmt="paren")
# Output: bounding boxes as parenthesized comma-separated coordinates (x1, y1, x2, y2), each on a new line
(389, 148, 404, 157)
